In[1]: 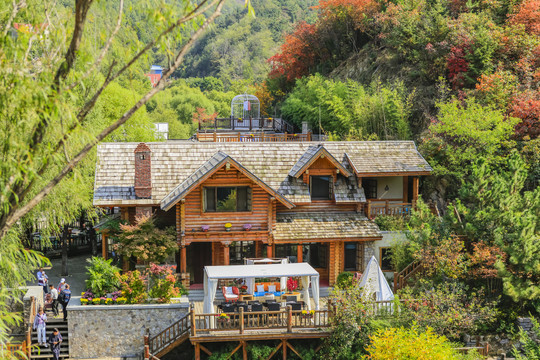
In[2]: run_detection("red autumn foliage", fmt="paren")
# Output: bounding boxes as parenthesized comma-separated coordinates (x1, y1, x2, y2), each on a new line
(192, 107, 218, 125)
(268, 21, 318, 81)
(468, 242, 506, 279)
(510, 91, 540, 139)
(447, 43, 471, 89)
(508, 0, 540, 36)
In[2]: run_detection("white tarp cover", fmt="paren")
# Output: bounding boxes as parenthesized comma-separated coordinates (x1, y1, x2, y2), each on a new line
(358, 256, 394, 301)
(244, 258, 288, 294)
(203, 263, 320, 314)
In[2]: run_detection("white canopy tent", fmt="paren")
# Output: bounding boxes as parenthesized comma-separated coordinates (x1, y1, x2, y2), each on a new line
(203, 263, 320, 315)
(357, 256, 394, 301)
(244, 258, 288, 294)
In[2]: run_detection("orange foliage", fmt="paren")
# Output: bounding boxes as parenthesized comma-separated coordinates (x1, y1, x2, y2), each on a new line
(469, 242, 506, 279)
(268, 22, 318, 81)
(192, 107, 218, 125)
(318, 0, 381, 32)
(251, 82, 274, 116)
(508, 0, 540, 36)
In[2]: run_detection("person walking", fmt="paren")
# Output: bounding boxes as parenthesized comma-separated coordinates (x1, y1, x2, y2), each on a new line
(57, 278, 66, 292)
(33, 307, 48, 347)
(37, 267, 48, 294)
(49, 284, 59, 316)
(48, 328, 63, 360)
(58, 284, 72, 321)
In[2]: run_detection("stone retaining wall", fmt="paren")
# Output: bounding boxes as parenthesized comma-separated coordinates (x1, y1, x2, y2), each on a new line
(68, 299, 189, 359)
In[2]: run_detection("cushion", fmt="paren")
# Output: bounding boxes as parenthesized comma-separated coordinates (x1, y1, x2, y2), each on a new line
(256, 285, 265, 293)
(268, 285, 276, 293)
(225, 286, 233, 295)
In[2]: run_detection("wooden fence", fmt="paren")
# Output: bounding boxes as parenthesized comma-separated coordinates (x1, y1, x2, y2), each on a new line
(196, 132, 311, 143)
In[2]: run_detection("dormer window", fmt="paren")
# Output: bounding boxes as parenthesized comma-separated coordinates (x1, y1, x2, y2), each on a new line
(204, 186, 252, 212)
(310, 176, 333, 200)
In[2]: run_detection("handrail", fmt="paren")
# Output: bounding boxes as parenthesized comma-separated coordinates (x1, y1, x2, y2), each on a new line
(25, 296, 36, 357)
(394, 260, 424, 291)
(196, 132, 311, 142)
(192, 307, 331, 335)
(366, 200, 413, 218)
(144, 311, 191, 360)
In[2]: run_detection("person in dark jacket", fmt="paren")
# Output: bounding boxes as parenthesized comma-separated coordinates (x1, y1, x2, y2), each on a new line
(58, 284, 72, 321)
(48, 328, 62, 360)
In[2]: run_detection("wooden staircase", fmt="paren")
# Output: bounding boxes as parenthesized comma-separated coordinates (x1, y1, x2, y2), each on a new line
(393, 260, 424, 291)
(143, 312, 191, 360)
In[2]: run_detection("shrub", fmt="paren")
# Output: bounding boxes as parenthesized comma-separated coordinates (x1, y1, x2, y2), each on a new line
(336, 272, 355, 289)
(84, 257, 121, 297)
(364, 325, 482, 360)
(513, 317, 540, 359)
(373, 216, 408, 231)
(397, 281, 497, 340)
(147, 264, 182, 303)
(118, 270, 147, 304)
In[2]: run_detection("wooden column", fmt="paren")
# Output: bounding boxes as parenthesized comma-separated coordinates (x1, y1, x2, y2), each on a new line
(223, 243, 230, 265)
(267, 244, 273, 258)
(180, 246, 187, 273)
(412, 176, 419, 204)
(297, 244, 303, 263)
(402, 176, 409, 203)
(101, 232, 107, 260)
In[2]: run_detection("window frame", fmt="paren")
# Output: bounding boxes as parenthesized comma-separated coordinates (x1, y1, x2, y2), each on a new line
(203, 186, 252, 213)
(309, 175, 334, 201)
(364, 179, 378, 199)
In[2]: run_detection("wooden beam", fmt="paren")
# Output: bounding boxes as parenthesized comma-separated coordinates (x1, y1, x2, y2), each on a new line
(242, 341, 248, 360)
(226, 342, 243, 360)
(195, 343, 200, 360)
(223, 244, 230, 265)
(265, 342, 282, 360)
(180, 246, 187, 273)
(200, 344, 212, 356)
(287, 341, 304, 359)
(297, 244, 303, 263)
(282, 339, 287, 360)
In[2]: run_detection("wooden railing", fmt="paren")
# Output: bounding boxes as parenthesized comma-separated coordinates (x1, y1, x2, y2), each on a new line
(394, 260, 424, 291)
(366, 200, 413, 218)
(196, 132, 312, 143)
(25, 296, 37, 357)
(2, 341, 27, 359)
(191, 306, 331, 336)
(198, 117, 295, 133)
(144, 312, 191, 360)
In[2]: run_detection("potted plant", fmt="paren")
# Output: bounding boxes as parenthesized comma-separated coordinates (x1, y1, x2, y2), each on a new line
(217, 313, 230, 323)
(240, 285, 248, 294)
(80, 298, 89, 306)
(92, 298, 101, 305)
(201, 225, 210, 232)
(238, 117, 243, 123)
(243, 224, 252, 231)
(116, 297, 127, 305)
(301, 310, 315, 319)
(224, 223, 232, 232)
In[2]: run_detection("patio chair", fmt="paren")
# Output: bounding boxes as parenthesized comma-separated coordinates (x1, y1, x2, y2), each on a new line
(222, 286, 239, 302)
(266, 302, 281, 311)
(289, 302, 302, 311)
(251, 303, 263, 312)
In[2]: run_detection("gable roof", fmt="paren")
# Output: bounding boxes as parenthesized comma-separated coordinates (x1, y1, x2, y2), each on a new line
(160, 151, 294, 211)
(288, 145, 352, 178)
(93, 141, 431, 206)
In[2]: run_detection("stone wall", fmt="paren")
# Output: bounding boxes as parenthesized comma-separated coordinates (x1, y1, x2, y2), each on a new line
(68, 300, 189, 359)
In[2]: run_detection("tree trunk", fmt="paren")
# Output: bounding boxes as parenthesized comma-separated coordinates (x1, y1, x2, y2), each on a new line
(61, 224, 69, 276)
(90, 227, 97, 256)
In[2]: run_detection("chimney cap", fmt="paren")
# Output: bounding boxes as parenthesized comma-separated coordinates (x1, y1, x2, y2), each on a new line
(134, 143, 151, 153)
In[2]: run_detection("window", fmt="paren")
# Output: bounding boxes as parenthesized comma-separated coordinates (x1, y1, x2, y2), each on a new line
(204, 186, 251, 212)
(310, 176, 332, 200)
(303, 243, 327, 268)
(364, 179, 377, 199)
(275, 244, 298, 263)
(380, 247, 393, 271)
(344, 243, 357, 271)
(229, 241, 255, 264)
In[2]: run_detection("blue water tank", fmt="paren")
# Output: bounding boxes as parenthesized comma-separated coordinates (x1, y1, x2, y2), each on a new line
(150, 65, 163, 75)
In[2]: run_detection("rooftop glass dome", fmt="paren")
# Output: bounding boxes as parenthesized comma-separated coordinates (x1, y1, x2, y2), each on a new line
(231, 94, 260, 119)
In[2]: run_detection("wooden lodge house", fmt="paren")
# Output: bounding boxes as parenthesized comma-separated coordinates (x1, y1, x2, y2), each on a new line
(93, 140, 432, 286)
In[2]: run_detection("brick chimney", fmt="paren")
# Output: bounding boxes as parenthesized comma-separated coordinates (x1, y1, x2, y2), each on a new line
(134, 143, 152, 199)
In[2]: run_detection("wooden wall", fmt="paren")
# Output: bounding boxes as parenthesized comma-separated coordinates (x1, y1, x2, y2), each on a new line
(182, 167, 271, 243)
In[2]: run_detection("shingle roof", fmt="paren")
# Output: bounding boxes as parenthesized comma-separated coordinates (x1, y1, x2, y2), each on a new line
(94, 141, 431, 206)
(160, 151, 294, 211)
(274, 212, 381, 241)
(288, 145, 351, 178)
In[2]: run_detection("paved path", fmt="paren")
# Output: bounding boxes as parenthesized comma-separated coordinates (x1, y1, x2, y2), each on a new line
(29, 253, 93, 296)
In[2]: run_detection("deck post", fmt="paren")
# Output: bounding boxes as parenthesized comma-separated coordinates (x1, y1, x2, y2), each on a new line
(223, 243, 230, 265)
(195, 343, 200, 360)
(239, 306, 244, 334)
(190, 304, 196, 337)
(366, 200, 372, 218)
(287, 305, 292, 333)
(385, 200, 390, 215)
(144, 345, 150, 360)
(213, 131, 217, 142)
(101, 231, 107, 260)
(267, 244, 273, 258)
(238, 132, 241, 142)
(297, 245, 303, 263)
(249, 117, 252, 131)
(412, 176, 419, 203)
(242, 341, 248, 360)
(282, 339, 287, 360)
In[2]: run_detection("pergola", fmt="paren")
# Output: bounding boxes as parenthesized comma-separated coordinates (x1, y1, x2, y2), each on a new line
(203, 263, 320, 314)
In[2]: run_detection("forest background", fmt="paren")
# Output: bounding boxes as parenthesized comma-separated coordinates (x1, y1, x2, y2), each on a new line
(0, 0, 538, 358)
